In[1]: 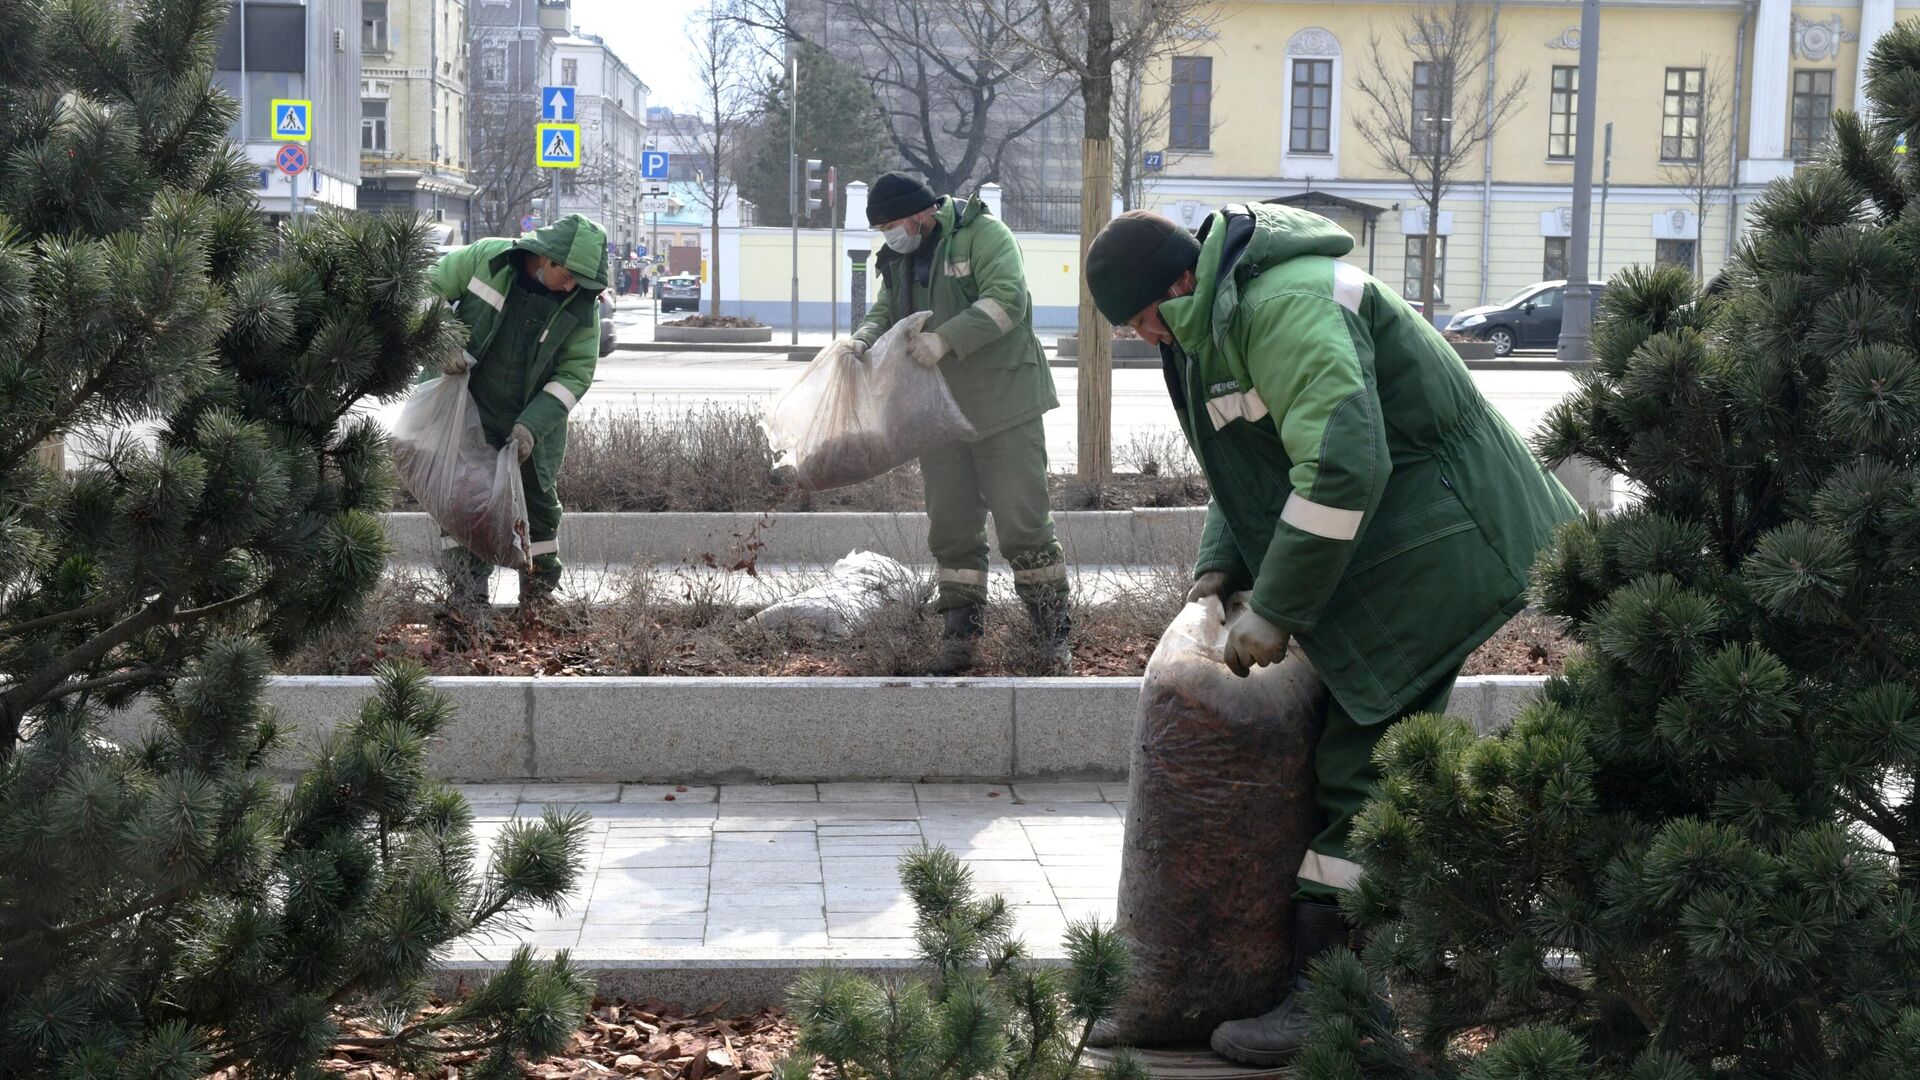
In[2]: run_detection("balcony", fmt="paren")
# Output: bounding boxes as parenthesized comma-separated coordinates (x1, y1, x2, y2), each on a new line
(537, 0, 569, 35)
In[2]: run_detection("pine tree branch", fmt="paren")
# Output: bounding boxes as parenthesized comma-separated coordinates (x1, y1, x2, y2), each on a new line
(0, 598, 174, 753)
(0, 363, 111, 474)
(49, 665, 159, 701)
(1591, 954, 1658, 1033)
(0, 591, 139, 639)
(5, 880, 195, 953)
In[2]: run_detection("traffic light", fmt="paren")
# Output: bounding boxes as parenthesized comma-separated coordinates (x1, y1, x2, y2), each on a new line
(803, 159, 825, 215)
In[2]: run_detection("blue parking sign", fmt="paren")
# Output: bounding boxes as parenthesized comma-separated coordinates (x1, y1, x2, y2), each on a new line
(642, 151, 671, 180)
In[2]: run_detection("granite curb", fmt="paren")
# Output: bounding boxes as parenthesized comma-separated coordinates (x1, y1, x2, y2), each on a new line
(107, 675, 1546, 783)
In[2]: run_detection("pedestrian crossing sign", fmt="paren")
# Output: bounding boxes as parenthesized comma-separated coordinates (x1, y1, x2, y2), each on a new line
(537, 123, 582, 169)
(270, 99, 311, 141)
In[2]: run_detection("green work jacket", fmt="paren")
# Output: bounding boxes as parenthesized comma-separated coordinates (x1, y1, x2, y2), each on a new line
(1160, 204, 1578, 724)
(854, 195, 1058, 439)
(427, 214, 608, 490)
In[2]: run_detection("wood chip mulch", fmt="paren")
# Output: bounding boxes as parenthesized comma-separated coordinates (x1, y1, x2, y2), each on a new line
(294, 998, 826, 1080)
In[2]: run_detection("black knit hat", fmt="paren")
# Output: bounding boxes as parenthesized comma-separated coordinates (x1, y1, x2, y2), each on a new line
(1086, 210, 1203, 325)
(867, 171, 938, 226)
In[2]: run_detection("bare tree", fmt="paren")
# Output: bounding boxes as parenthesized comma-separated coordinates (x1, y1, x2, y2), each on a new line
(677, 5, 766, 316)
(971, 0, 1214, 482)
(469, 94, 623, 240)
(1351, 0, 1529, 319)
(1660, 57, 1734, 280)
(727, 0, 1074, 199)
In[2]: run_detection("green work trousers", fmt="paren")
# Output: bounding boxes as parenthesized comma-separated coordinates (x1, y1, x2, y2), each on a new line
(919, 416, 1068, 611)
(1293, 667, 1462, 905)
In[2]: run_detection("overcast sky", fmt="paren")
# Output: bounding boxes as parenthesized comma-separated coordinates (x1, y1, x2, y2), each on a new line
(569, 0, 702, 114)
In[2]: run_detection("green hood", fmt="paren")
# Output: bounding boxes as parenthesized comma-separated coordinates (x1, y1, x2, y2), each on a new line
(513, 213, 610, 291)
(1168, 203, 1356, 358)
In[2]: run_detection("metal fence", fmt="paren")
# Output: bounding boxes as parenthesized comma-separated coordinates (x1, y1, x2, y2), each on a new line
(999, 193, 1084, 234)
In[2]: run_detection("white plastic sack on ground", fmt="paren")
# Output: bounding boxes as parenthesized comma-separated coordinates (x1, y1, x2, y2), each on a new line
(748, 550, 914, 638)
(763, 310, 976, 491)
(390, 357, 533, 569)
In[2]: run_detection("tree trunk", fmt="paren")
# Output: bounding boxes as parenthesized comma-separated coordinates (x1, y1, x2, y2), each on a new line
(710, 177, 723, 317)
(1419, 215, 1440, 325)
(1078, 0, 1116, 485)
(1078, 136, 1114, 485)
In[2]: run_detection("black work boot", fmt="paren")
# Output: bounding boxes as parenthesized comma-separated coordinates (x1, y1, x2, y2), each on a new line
(444, 557, 493, 611)
(519, 563, 562, 608)
(1023, 599, 1074, 674)
(1209, 900, 1353, 1066)
(928, 605, 984, 676)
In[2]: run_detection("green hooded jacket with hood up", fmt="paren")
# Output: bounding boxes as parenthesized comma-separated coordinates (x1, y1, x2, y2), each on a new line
(1159, 204, 1578, 725)
(854, 194, 1058, 439)
(427, 213, 609, 490)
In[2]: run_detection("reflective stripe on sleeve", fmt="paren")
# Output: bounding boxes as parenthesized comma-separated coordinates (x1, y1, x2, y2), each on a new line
(1205, 388, 1270, 431)
(439, 535, 466, 550)
(1297, 850, 1364, 890)
(1281, 492, 1365, 541)
(937, 568, 989, 586)
(528, 539, 560, 556)
(542, 381, 579, 411)
(1332, 261, 1366, 315)
(973, 296, 1014, 333)
(946, 260, 971, 277)
(467, 276, 506, 311)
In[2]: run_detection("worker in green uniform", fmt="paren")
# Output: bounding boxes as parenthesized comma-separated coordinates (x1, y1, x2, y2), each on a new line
(427, 213, 609, 609)
(1084, 205, 1579, 1066)
(853, 172, 1068, 673)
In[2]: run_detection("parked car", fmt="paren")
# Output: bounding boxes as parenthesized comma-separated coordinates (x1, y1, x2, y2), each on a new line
(658, 273, 701, 313)
(598, 290, 617, 357)
(1445, 280, 1605, 356)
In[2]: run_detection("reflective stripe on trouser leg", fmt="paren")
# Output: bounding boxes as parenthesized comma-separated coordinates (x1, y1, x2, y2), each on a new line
(1294, 667, 1463, 904)
(921, 437, 990, 611)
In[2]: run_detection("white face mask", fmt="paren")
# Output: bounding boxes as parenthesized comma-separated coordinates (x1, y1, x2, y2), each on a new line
(883, 223, 923, 253)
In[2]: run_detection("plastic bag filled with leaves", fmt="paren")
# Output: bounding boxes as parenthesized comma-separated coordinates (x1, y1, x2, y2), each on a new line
(764, 310, 976, 491)
(1102, 595, 1328, 1045)
(391, 354, 533, 569)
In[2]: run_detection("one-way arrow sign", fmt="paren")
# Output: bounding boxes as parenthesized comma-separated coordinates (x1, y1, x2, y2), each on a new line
(541, 85, 576, 122)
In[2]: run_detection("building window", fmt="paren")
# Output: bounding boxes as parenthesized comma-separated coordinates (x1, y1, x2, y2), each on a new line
(1655, 239, 1696, 269)
(1412, 61, 1453, 155)
(362, 1, 388, 52)
(561, 58, 579, 86)
(1289, 59, 1333, 154)
(361, 99, 388, 152)
(1661, 67, 1704, 162)
(1169, 56, 1212, 151)
(1405, 235, 1446, 304)
(481, 47, 507, 84)
(1548, 65, 1577, 159)
(1793, 69, 1835, 160)
(1544, 236, 1570, 280)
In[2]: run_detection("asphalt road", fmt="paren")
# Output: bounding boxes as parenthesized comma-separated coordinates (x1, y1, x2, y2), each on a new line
(359, 301, 1578, 468)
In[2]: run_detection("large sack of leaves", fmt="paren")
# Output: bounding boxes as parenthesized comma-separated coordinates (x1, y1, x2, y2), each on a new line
(391, 355, 533, 569)
(764, 310, 975, 491)
(1105, 595, 1328, 1045)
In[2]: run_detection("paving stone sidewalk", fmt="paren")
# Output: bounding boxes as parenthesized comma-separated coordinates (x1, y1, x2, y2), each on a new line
(454, 782, 1125, 961)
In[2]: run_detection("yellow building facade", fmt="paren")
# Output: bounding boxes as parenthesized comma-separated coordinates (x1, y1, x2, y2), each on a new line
(1144, 0, 1900, 317)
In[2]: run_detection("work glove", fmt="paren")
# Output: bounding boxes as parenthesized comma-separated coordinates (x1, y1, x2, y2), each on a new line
(1187, 570, 1233, 612)
(1224, 606, 1290, 678)
(847, 338, 869, 358)
(440, 351, 472, 377)
(909, 331, 950, 368)
(511, 423, 535, 463)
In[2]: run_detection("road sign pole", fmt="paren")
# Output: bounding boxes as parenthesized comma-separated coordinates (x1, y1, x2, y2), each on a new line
(789, 54, 799, 346)
(829, 165, 839, 339)
(650, 212, 660, 335)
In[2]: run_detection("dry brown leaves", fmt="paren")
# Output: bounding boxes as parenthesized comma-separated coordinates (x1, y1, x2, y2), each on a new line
(277, 998, 828, 1080)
